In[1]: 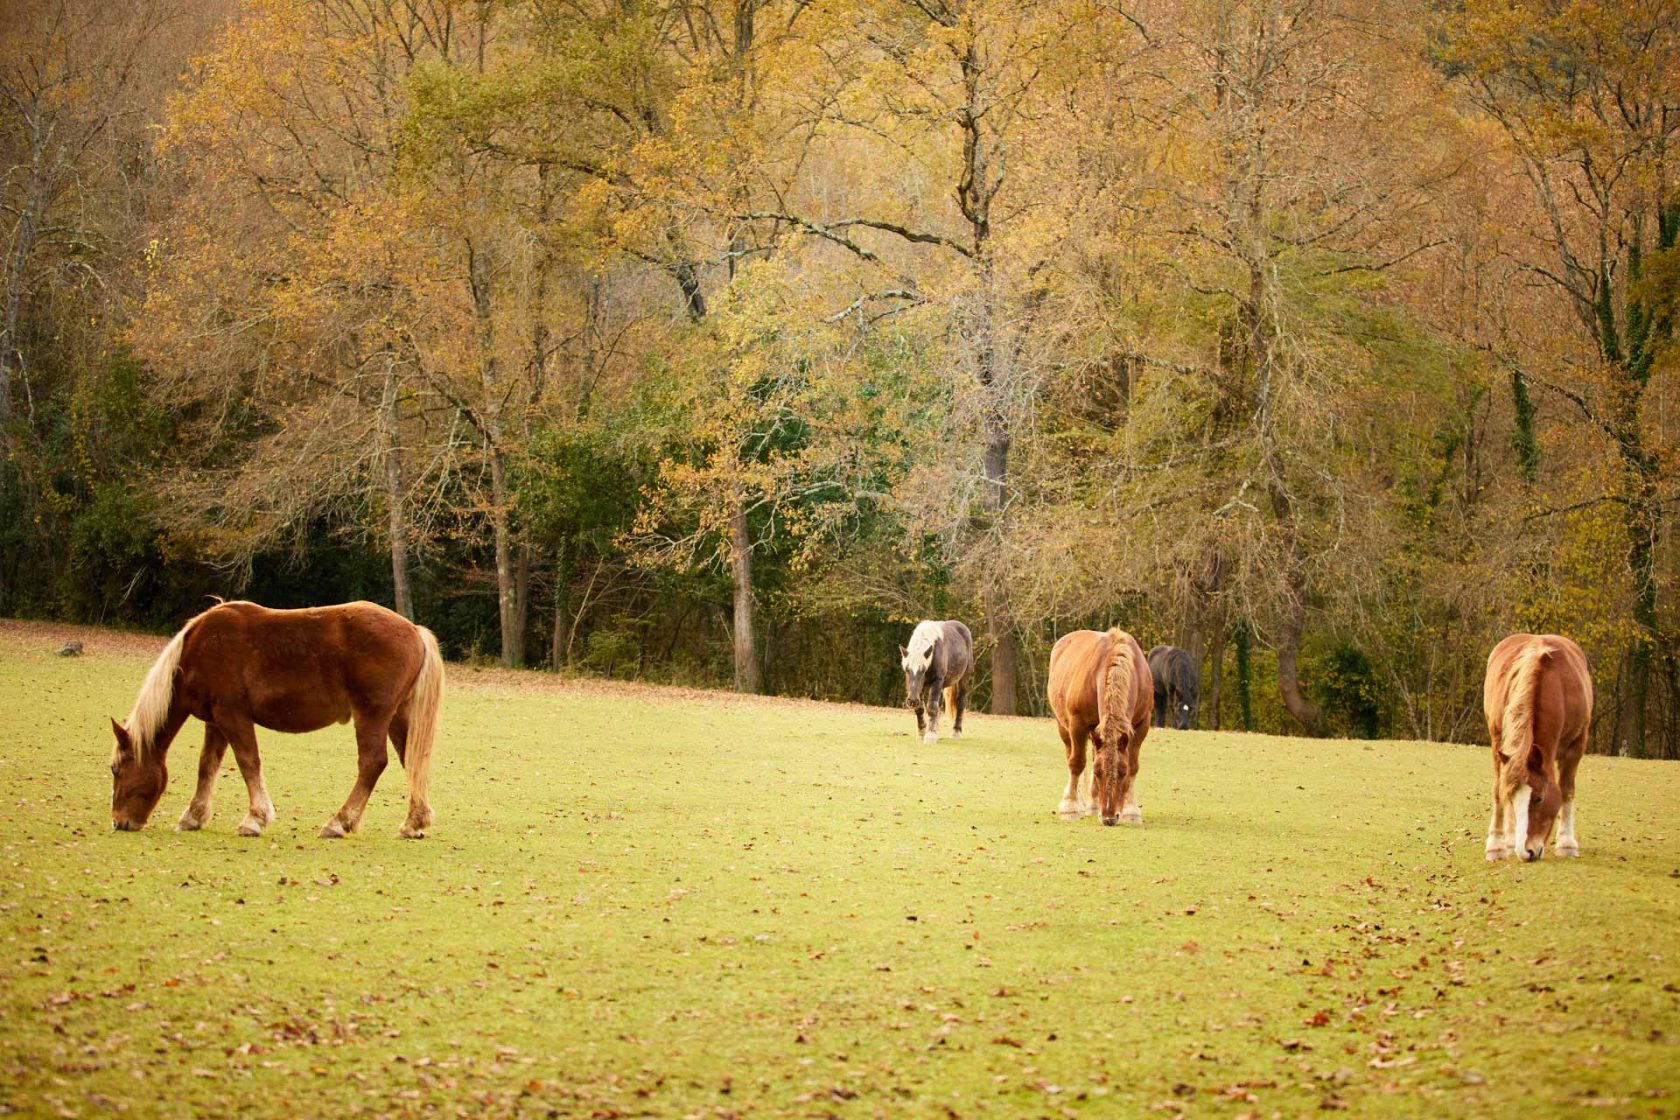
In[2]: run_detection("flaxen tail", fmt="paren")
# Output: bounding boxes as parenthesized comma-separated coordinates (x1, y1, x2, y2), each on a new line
(1498, 640, 1548, 800)
(401, 626, 444, 833)
(1100, 628, 1138, 746)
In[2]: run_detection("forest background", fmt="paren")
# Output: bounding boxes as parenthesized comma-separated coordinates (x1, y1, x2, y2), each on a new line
(2, 0, 1677, 753)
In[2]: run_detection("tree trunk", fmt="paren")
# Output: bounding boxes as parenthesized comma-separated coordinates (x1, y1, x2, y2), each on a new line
(1618, 484, 1657, 757)
(1276, 592, 1321, 736)
(551, 540, 569, 671)
(988, 608, 1019, 716)
(379, 362, 413, 619)
(0, 127, 44, 433)
(729, 501, 760, 692)
(510, 542, 530, 668)
(1234, 618, 1254, 731)
(468, 237, 520, 669)
(488, 452, 519, 668)
(1206, 621, 1226, 731)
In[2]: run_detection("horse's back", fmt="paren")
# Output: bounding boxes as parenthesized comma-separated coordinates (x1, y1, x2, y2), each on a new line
(181, 601, 425, 732)
(1485, 632, 1592, 742)
(940, 620, 974, 674)
(1048, 630, 1107, 729)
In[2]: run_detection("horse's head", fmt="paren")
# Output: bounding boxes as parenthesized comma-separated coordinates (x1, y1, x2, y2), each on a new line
(1092, 720, 1131, 826)
(900, 643, 934, 709)
(1174, 702, 1192, 731)
(109, 718, 166, 831)
(1520, 772, 1564, 861)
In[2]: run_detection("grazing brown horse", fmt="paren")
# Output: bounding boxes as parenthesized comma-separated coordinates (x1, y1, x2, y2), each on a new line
(1047, 628, 1152, 826)
(1482, 633, 1592, 862)
(109, 600, 443, 839)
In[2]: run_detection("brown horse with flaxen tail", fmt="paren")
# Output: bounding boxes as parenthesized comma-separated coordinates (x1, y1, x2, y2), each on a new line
(1482, 633, 1592, 862)
(1048, 627, 1153, 826)
(109, 600, 442, 839)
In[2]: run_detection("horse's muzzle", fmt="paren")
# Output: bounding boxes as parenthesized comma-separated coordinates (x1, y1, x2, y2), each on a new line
(112, 818, 138, 832)
(1100, 814, 1119, 827)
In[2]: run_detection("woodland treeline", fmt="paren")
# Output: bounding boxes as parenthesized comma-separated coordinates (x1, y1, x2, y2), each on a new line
(2, 0, 1677, 752)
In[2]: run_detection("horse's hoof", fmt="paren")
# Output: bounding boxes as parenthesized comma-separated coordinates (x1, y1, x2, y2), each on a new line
(950, 729, 962, 740)
(1120, 809, 1143, 824)
(236, 819, 264, 837)
(176, 813, 204, 832)
(1555, 843, 1580, 858)
(921, 732, 937, 745)
(398, 825, 426, 840)
(319, 820, 347, 840)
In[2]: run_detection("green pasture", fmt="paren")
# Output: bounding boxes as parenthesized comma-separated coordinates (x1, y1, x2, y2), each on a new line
(1, 627, 1677, 1119)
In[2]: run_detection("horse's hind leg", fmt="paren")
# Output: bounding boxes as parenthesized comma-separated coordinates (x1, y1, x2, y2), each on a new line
(221, 717, 275, 837)
(1554, 732, 1586, 857)
(177, 723, 229, 831)
(951, 681, 967, 739)
(320, 713, 391, 839)
(944, 684, 961, 739)
(390, 711, 409, 769)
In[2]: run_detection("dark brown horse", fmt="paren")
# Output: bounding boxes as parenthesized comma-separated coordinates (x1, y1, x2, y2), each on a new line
(110, 600, 443, 839)
(1482, 633, 1592, 862)
(1047, 628, 1152, 826)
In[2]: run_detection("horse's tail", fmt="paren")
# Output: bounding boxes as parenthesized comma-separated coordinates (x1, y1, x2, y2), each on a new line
(1498, 639, 1549, 799)
(402, 626, 445, 824)
(1100, 628, 1138, 746)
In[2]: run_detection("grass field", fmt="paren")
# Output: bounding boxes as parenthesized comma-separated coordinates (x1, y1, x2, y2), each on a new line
(1, 621, 1677, 1119)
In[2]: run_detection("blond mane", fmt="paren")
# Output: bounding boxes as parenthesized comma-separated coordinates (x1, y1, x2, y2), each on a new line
(904, 620, 942, 667)
(1098, 627, 1138, 746)
(118, 607, 215, 763)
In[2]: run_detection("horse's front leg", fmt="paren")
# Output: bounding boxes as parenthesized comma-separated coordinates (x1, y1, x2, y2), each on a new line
(177, 723, 229, 831)
(1119, 729, 1144, 824)
(1057, 726, 1088, 818)
(222, 718, 275, 837)
(321, 715, 391, 839)
(1553, 733, 1586, 857)
(922, 675, 943, 744)
(1484, 735, 1513, 861)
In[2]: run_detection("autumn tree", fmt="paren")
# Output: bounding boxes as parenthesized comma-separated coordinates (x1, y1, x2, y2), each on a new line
(1442, 0, 1680, 757)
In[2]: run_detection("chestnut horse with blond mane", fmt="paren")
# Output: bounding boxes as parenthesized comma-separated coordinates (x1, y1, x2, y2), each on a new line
(109, 600, 443, 839)
(1048, 628, 1152, 826)
(1482, 633, 1592, 862)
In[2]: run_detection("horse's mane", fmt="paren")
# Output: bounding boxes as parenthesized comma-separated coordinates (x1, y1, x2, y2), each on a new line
(1497, 639, 1551, 799)
(905, 620, 942, 665)
(119, 604, 218, 764)
(1099, 627, 1138, 746)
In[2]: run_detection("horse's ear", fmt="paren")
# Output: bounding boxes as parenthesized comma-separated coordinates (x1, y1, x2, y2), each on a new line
(898, 645, 907, 659)
(110, 718, 132, 757)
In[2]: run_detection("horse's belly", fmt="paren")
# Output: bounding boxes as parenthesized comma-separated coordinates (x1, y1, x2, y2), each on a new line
(250, 693, 354, 734)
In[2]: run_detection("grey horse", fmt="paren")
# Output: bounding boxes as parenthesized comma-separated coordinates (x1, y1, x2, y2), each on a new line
(900, 620, 974, 744)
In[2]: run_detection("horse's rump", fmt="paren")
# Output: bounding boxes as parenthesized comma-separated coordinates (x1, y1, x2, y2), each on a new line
(1049, 629, 1152, 738)
(1484, 633, 1592, 796)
